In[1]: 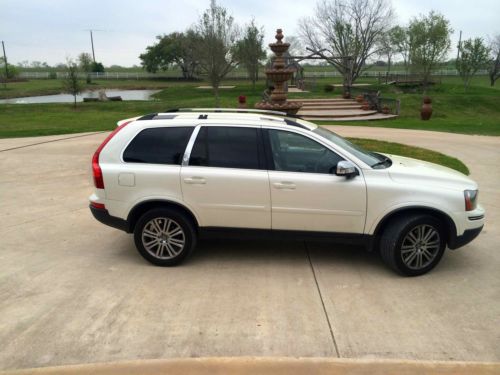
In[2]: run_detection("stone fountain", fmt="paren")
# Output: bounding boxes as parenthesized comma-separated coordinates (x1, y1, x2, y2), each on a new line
(255, 29, 302, 115)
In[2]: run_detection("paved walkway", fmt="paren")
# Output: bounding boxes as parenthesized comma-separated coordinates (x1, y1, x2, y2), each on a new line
(0, 128, 499, 371)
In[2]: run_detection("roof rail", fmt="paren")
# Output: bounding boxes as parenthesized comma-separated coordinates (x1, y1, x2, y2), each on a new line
(162, 107, 302, 118)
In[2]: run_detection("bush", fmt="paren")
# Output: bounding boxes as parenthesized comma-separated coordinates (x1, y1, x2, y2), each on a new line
(0, 63, 19, 79)
(91, 62, 105, 73)
(324, 84, 334, 92)
(49, 71, 57, 79)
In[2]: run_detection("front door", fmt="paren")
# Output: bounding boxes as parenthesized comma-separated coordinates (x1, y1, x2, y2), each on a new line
(266, 128, 366, 233)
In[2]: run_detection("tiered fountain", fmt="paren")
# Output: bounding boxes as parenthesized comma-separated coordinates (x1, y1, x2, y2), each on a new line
(255, 29, 302, 115)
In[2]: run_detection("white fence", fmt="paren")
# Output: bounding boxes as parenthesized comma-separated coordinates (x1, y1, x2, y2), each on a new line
(19, 69, 490, 80)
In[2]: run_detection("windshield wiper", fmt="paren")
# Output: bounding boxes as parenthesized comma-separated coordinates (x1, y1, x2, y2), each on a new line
(371, 154, 391, 169)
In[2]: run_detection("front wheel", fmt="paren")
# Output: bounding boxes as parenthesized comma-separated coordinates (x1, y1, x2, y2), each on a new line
(380, 214, 446, 276)
(134, 208, 197, 266)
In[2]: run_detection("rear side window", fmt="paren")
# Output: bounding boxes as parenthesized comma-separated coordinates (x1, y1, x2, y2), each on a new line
(189, 126, 262, 169)
(123, 127, 193, 165)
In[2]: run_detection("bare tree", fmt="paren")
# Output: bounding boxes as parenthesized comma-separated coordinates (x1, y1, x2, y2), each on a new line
(62, 59, 83, 108)
(456, 38, 490, 91)
(299, 0, 393, 91)
(195, 0, 240, 106)
(489, 34, 500, 87)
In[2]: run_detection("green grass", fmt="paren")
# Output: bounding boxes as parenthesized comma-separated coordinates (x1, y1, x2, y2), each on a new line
(348, 138, 469, 175)
(0, 76, 499, 137)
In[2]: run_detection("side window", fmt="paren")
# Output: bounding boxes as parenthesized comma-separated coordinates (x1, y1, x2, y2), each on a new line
(189, 126, 261, 170)
(268, 129, 343, 174)
(123, 127, 193, 165)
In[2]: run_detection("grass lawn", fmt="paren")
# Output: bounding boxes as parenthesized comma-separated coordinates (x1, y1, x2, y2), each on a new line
(0, 76, 498, 137)
(348, 138, 469, 175)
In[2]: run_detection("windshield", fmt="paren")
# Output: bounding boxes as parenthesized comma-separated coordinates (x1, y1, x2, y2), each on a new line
(312, 127, 390, 168)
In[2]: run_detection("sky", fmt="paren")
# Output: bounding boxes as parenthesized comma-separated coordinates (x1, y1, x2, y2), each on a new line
(1, 0, 499, 67)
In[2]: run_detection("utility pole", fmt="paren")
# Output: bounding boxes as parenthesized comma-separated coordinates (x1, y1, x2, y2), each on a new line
(90, 30, 96, 62)
(2, 41, 8, 88)
(456, 30, 462, 61)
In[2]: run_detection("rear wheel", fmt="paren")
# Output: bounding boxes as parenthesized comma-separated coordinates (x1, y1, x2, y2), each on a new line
(380, 214, 446, 276)
(134, 208, 197, 266)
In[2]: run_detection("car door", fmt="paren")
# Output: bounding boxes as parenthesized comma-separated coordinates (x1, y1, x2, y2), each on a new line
(181, 125, 271, 229)
(266, 128, 366, 233)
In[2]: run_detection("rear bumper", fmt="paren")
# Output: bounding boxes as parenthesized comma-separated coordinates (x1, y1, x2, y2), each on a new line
(448, 225, 483, 250)
(89, 204, 129, 232)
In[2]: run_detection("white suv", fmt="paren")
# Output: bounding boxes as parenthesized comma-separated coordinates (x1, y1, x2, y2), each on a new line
(89, 109, 484, 276)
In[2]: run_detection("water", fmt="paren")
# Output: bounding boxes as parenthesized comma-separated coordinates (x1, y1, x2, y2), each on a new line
(0, 89, 160, 104)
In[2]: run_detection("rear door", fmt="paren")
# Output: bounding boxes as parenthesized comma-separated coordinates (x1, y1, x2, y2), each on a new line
(181, 125, 271, 229)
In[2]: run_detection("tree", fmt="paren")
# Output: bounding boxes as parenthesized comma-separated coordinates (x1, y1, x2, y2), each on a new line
(0, 57, 19, 80)
(78, 52, 93, 83)
(62, 59, 83, 108)
(299, 0, 393, 91)
(387, 26, 412, 73)
(488, 34, 500, 86)
(376, 28, 399, 74)
(456, 38, 490, 91)
(140, 31, 199, 79)
(234, 19, 266, 88)
(408, 11, 452, 84)
(194, 0, 240, 105)
(91, 62, 105, 73)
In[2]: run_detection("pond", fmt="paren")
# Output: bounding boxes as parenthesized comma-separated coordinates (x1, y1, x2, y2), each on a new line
(0, 89, 161, 104)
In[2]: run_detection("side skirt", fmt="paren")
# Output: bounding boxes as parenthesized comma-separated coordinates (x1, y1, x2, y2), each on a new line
(198, 227, 375, 250)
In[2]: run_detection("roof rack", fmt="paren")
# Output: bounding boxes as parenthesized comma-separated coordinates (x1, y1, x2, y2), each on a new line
(162, 108, 302, 119)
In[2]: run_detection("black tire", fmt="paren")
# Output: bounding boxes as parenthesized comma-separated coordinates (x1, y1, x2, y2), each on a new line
(380, 214, 446, 276)
(133, 208, 197, 266)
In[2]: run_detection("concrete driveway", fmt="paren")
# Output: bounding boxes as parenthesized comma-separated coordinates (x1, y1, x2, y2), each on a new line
(0, 127, 499, 371)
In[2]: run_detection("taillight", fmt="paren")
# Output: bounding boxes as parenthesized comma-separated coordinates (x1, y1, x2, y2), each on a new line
(92, 121, 132, 189)
(464, 190, 478, 211)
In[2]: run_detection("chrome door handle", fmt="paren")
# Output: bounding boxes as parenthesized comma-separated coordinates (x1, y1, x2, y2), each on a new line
(273, 182, 296, 190)
(184, 177, 206, 184)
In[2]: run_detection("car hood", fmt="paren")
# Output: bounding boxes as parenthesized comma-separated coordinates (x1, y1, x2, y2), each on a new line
(385, 154, 477, 191)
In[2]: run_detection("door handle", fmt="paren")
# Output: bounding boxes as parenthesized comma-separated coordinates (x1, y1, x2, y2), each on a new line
(184, 177, 206, 184)
(273, 182, 296, 190)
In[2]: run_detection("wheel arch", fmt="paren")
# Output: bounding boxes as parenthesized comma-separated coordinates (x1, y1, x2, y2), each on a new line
(372, 206, 457, 248)
(126, 199, 199, 233)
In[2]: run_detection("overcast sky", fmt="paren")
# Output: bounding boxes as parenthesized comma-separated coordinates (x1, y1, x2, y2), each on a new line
(1, 0, 499, 66)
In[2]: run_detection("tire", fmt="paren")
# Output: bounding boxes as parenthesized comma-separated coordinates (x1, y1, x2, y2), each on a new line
(133, 208, 197, 266)
(380, 214, 446, 276)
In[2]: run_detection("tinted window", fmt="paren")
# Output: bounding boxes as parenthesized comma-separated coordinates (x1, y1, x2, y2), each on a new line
(123, 127, 193, 165)
(190, 127, 261, 169)
(268, 129, 343, 174)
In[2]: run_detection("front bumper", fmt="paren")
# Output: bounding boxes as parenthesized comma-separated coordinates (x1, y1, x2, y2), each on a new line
(89, 204, 129, 232)
(448, 225, 484, 250)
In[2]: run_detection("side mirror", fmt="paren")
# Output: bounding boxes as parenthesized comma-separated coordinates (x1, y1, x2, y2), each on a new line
(335, 161, 358, 178)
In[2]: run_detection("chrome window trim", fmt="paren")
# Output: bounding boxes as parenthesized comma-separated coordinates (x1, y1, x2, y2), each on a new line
(181, 125, 202, 166)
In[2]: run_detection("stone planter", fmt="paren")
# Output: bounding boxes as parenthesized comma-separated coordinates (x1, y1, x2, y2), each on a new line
(382, 105, 390, 114)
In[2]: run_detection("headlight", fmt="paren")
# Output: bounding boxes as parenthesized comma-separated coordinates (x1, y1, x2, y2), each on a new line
(464, 190, 478, 211)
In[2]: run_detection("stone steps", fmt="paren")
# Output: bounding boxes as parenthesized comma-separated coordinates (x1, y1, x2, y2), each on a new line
(289, 97, 397, 121)
(298, 109, 378, 118)
(301, 113, 399, 121)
